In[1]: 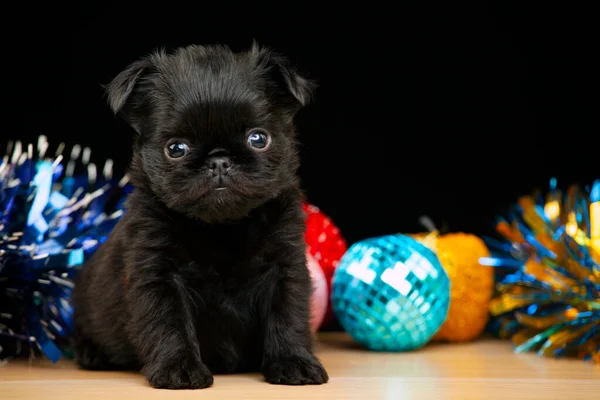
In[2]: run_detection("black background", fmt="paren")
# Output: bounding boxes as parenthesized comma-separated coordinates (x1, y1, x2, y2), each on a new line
(6, 2, 597, 245)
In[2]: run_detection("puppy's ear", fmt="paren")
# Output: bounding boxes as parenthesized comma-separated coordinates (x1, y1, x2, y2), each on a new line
(104, 54, 158, 134)
(251, 41, 317, 112)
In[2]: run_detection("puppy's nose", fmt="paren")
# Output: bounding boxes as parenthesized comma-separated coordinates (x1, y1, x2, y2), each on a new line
(208, 157, 232, 174)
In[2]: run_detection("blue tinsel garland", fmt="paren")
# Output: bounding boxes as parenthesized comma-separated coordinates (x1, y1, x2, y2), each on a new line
(481, 178, 600, 362)
(0, 137, 131, 363)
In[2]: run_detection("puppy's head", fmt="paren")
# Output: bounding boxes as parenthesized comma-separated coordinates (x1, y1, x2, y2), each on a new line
(105, 43, 316, 223)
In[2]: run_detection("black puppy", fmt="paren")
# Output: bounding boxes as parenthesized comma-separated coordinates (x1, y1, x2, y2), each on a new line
(71, 42, 328, 389)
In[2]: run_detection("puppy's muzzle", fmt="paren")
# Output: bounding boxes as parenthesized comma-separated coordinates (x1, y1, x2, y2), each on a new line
(208, 156, 232, 176)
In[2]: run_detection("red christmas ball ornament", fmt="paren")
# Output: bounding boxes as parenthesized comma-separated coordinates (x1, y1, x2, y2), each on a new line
(302, 202, 348, 328)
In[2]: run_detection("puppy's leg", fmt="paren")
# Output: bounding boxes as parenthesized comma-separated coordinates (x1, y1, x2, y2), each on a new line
(126, 270, 213, 389)
(261, 258, 329, 385)
(74, 333, 121, 371)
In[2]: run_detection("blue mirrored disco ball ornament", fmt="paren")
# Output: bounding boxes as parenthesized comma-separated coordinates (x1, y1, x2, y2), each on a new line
(331, 234, 451, 351)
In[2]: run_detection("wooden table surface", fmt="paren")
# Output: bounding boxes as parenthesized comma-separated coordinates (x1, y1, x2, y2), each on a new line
(1, 333, 599, 400)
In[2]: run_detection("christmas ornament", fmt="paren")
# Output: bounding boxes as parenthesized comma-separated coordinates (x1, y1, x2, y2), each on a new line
(303, 202, 347, 328)
(412, 231, 494, 342)
(0, 137, 131, 363)
(331, 234, 450, 351)
(481, 178, 600, 362)
(306, 251, 328, 333)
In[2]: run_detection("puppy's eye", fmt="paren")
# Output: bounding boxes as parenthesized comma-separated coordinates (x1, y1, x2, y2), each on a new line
(165, 142, 190, 159)
(246, 130, 271, 151)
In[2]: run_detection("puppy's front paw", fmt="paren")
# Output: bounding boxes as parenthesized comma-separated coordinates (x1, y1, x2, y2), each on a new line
(263, 355, 329, 385)
(146, 359, 214, 390)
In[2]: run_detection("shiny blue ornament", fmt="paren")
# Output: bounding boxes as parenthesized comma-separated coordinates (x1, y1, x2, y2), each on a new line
(1, 137, 131, 363)
(331, 234, 450, 351)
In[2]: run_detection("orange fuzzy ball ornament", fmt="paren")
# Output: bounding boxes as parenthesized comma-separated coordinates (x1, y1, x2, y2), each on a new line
(411, 231, 494, 342)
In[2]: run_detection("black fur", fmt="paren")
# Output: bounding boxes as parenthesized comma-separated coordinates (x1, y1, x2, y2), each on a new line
(71, 42, 328, 389)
